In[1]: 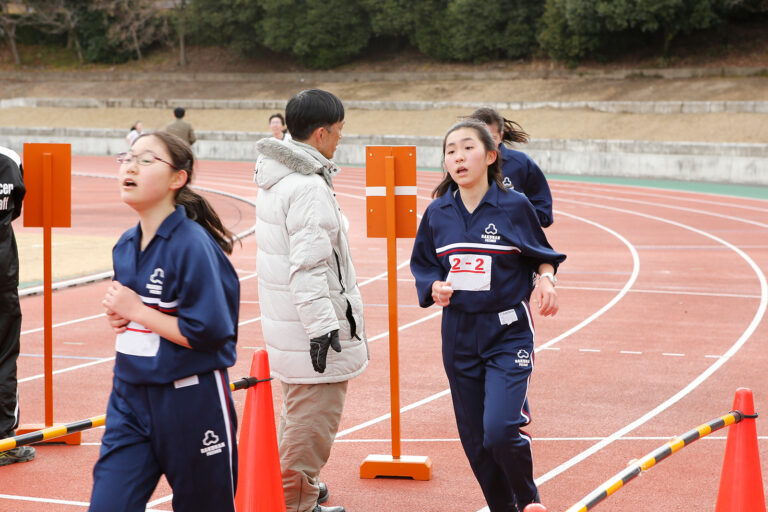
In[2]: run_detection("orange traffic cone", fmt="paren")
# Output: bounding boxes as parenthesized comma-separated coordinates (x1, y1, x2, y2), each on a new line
(715, 388, 766, 512)
(235, 350, 286, 512)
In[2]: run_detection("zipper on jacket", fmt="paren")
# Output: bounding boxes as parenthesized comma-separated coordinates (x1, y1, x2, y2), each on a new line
(334, 251, 345, 292)
(334, 251, 360, 340)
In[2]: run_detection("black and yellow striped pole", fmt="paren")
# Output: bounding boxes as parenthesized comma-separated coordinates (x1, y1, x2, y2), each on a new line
(0, 375, 270, 452)
(565, 410, 752, 512)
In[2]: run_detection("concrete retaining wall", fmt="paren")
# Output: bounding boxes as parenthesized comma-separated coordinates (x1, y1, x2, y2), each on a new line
(3, 96, 767, 114)
(1, 126, 766, 186)
(1, 66, 765, 84)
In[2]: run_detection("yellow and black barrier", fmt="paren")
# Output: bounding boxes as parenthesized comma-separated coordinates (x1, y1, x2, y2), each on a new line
(564, 409, 752, 512)
(0, 375, 270, 453)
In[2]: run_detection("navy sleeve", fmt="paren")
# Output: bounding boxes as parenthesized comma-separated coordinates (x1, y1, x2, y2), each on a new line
(511, 196, 565, 272)
(410, 206, 445, 308)
(522, 155, 554, 228)
(177, 234, 239, 351)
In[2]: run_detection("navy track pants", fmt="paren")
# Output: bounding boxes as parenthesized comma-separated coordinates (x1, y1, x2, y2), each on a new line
(442, 301, 538, 511)
(89, 370, 238, 512)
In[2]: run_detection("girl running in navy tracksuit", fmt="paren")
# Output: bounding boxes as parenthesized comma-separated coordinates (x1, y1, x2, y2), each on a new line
(410, 120, 566, 512)
(469, 107, 554, 228)
(89, 131, 240, 512)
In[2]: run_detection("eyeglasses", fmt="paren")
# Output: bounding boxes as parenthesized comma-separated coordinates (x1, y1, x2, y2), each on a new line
(117, 152, 180, 170)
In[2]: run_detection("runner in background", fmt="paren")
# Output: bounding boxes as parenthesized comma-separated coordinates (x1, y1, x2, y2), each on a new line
(89, 132, 240, 511)
(410, 119, 565, 511)
(469, 107, 554, 227)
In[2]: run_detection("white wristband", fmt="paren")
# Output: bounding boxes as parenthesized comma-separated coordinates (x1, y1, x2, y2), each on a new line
(538, 272, 557, 286)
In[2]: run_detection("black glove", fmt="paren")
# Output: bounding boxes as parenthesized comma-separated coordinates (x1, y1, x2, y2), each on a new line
(309, 330, 341, 373)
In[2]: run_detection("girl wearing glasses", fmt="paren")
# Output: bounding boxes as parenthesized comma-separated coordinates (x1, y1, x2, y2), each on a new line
(89, 132, 240, 512)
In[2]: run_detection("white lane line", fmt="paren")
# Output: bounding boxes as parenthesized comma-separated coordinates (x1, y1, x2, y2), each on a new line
(336, 388, 452, 439)
(21, 313, 106, 336)
(0, 494, 90, 506)
(620, 350, 642, 355)
(560, 189, 768, 230)
(536, 210, 640, 352)
(555, 182, 768, 214)
(338, 210, 636, 446)
(366, 309, 443, 343)
(529, 199, 767, 489)
(146, 494, 173, 508)
(563, 285, 761, 299)
(578, 349, 600, 353)
(662, 352, 685, 357)
(18, 357, 116, 384)
(238, 316, 261, 327)
(334, 435, 768, 443)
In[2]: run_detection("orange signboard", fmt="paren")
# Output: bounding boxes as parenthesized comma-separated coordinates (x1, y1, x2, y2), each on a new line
(365, 146, 417, 239)
(23, 143, 71, 228)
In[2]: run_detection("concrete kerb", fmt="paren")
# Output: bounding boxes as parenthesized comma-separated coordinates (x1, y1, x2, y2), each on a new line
(3, 96, 768, 114)
(1, 126, 767, 186)
(1, 66, 766, 83)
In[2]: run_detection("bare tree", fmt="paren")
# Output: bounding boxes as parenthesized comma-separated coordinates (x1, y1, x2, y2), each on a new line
(0, 1, 30, 65)
(29, 0, 84, 63)
(172, 0, 187, 66)
(92, 0, 165, 61)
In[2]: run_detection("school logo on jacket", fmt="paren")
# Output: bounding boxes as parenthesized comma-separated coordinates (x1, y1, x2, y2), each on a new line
(200, 430, 225, 456)
(146, 268, 164, 296)
(502, 177, 514, 189)
(515, 349, 531, 368)
(481, 223, 500, 243)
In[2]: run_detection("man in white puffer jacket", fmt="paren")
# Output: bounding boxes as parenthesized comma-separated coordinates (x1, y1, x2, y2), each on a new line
(254, 90, 368, 512)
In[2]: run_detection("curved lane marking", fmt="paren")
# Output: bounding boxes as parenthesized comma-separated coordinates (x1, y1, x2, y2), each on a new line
(531, 198, 767, 488)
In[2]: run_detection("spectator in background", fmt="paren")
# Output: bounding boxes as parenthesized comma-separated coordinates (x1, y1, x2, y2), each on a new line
(0, 145, 35, 467)
(125, 120, 143, 146)
(166, 107, 196, 146)
(268, 113, 292, 142)
(469, 107, 554, 227)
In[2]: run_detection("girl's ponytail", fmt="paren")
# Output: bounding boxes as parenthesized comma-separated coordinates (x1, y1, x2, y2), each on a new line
(469, 107, 529, 145)
(175, 187, 235, 255)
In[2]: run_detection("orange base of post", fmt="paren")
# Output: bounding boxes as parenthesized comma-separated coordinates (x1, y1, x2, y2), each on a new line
(360, 454, 432, 480)
(15, 425, 82, 445)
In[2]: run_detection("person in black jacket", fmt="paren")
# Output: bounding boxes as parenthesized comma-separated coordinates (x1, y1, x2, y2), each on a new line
(0, 146, 35, 466)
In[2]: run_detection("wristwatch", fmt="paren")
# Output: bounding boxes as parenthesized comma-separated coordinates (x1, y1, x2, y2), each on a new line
(538, 272, 557, 286)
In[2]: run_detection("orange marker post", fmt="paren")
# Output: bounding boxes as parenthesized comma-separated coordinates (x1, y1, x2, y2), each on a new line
(360, 146, 431, 480)
(19, 143, 79, 444)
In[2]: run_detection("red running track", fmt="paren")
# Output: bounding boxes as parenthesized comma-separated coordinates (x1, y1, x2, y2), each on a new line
(3, 155, 767, 511)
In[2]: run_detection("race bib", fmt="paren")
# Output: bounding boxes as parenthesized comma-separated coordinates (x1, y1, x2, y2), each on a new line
(447, 254, 491, 291)
(116, 321, 160, 357)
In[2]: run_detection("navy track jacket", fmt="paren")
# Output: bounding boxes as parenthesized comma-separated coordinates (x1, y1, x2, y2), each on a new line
(112, 206, 239, 384)
(411, 184, 565, 314)
(499, 144, 554, 228)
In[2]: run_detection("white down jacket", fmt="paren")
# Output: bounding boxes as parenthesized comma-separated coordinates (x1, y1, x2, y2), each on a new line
(254, 138, 369, 383)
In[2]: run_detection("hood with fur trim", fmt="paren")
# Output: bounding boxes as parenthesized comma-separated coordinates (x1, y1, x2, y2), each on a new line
(255, 137, 339, 190)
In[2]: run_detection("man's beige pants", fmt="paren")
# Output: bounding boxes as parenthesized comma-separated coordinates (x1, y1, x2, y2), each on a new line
(279, 381, 348, 512)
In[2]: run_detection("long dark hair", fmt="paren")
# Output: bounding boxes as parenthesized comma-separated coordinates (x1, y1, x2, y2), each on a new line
(469, 107, 529, 144)
(133, 131, 236, 254)
(432, 119, 504, 199)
